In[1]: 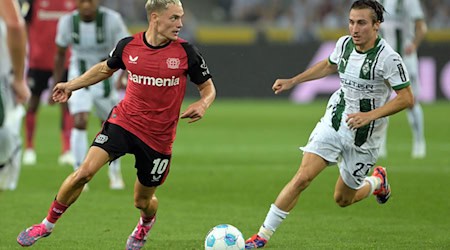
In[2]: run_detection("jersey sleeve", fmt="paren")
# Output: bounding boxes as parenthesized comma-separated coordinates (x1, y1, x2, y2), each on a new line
(110, 13, 130, 43)
(106, 36, 134, 70)
(407, 0, 425, 20)
(329, 35, 351, 65)
(383, 53, 410, 90)
(181, 42, 212, 84)
(55, 14, 71, 48)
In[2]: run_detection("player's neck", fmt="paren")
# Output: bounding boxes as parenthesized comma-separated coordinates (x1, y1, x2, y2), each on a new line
(355, 36, 378, 53)
(145, 30, 170, 47)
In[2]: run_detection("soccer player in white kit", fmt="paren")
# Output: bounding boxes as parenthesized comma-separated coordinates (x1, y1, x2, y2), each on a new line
(54, 0, 129, 189)
(378, 0, 427, 158)
(245, 1, 415, 248)
(0, 0, 31, 190)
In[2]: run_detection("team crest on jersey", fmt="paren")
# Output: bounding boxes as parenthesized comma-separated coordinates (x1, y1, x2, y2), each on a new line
(95, 134, 108, 144)
(129, 55, 139, 64)
(362, 59, 373, 76)
(166, 58, 180, 69)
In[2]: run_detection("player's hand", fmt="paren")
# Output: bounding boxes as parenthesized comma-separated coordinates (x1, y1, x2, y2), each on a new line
(346, 112, 374, 129)
(272, 78, 295, 95)
(12, 79, 31, 104)
(47, 90, 56, 105)
(180, 101, 207, 123)
(52, 82, 72, 103)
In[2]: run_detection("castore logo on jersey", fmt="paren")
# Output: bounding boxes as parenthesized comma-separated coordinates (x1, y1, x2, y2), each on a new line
(129, 55, 139, 64)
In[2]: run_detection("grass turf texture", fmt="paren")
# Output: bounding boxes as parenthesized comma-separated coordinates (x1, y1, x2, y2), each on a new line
(0, 99, 449, 249)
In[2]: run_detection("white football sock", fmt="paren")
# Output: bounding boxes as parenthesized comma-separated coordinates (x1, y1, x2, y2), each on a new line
(407, 104, 425, 145)
(364, 176, 381, 196)
(258, 204, 289, 240)
(71, 128, 88, 170)
(42, 218, 55, 231)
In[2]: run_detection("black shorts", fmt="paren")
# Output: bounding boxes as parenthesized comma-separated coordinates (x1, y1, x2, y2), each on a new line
(91, 122, 171, 187)
(27, 69, 68, 96)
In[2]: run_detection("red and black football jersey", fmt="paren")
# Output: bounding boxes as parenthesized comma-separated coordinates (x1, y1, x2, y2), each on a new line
(106, 32, 212, 154)
(25, 0, 75, 70)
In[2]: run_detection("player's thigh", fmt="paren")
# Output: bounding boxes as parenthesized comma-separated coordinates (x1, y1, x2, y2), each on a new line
(79, 146, 111, 176)
(91, 122, 129, 161)
(68, 88, 93, 115)
(338, 146, 377, 190)
(296, 152, 328, 183)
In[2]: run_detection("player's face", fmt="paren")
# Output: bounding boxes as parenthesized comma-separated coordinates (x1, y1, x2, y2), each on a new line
(348, 8, 380, 52)
(155, 3, 184, 41)
(76, 0, 99, 22)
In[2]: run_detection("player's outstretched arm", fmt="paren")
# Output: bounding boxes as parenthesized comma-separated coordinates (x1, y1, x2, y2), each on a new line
(272, 59, 337, 94)
(52, 61, 118, 103)
(180, 79, 216, 123)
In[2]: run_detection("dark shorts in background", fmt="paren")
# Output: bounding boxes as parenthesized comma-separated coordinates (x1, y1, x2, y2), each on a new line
(27, 69, 68, 96)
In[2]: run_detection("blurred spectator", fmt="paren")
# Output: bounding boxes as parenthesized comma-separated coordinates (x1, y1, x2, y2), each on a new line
(19, 0, 448, 45)
(230, 0, 266, 23)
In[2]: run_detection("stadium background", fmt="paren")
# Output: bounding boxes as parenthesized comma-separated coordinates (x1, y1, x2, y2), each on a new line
(100, 0, 450, 101)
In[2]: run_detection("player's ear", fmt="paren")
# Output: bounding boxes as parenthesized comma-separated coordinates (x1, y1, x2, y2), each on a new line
(374, 21, 381, 32)
(150, 12, 159, 23)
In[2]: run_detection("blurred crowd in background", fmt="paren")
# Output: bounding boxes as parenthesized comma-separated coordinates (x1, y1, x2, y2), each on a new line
(101, 0, 450, 43)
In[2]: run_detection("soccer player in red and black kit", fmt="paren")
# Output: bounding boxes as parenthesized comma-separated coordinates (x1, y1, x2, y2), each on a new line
(17, 1, 216, 249)
(22, 0, 75, 166)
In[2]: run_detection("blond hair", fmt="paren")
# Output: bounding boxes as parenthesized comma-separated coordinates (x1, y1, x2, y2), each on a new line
(145, 0, 182, 14)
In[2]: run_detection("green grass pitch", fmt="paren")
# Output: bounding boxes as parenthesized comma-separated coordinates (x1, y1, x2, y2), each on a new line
(1, 99, 449, 249)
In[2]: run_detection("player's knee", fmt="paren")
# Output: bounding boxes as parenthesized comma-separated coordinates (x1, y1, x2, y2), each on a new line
(134, 196, 157, 211)
(73, 120, 87, 130)
(73, 115, 88, 129)
(73, 167, 95, 184)
(334, 195, 352, 207)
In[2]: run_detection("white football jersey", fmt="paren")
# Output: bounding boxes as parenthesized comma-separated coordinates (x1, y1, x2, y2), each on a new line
(55, 6, 129, 96)
(325, 35, 410, 149)
(379, 0, 424, 56)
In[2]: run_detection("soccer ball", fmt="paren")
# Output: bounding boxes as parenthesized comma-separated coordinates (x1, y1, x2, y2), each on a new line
(204, 224, 245, 250)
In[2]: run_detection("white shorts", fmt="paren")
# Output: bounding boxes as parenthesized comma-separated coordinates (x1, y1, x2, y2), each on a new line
(300, 121, 377, 190)
(68, 87, 118, 120)
(0, 105, 24, 163)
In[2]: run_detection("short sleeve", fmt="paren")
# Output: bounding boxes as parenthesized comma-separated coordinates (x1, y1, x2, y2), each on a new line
(55, 14, 72, 48)
(110, 12, 130, 43)
(383, 53, 410, 90)
(180, 42, 212, 84)
(106, 37, 134, 70)
(407, 0, 425, 20)
(329, 36, 351, 65)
